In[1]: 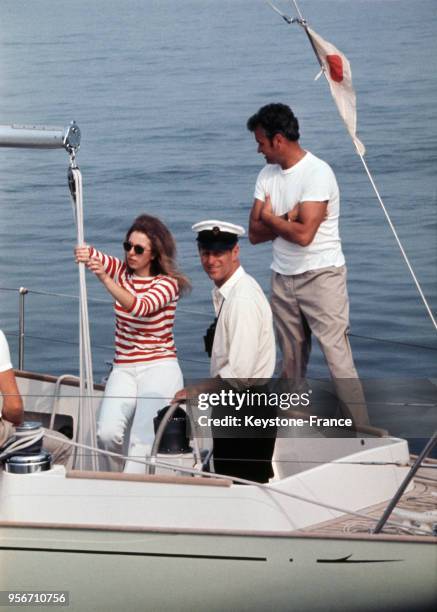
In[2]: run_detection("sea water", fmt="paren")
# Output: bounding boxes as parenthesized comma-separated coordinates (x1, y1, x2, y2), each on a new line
(0, 0, 436, 443)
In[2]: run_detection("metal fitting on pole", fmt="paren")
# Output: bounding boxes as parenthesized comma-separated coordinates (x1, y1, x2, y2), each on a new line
(0, 122, 80, 152)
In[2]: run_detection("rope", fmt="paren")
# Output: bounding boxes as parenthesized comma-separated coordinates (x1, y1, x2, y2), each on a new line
(264, 1, 294, 24)
(0, 430, 44, 461)
(290, 0, 305, 22)
(69, 166, 97, 470)
(356, 151, 437, 332)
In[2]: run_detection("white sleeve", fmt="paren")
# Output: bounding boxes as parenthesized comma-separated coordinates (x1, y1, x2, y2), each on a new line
(0, 331, 13, 372)
(300, 163, 336, 203)
(253, 167, 269, 201)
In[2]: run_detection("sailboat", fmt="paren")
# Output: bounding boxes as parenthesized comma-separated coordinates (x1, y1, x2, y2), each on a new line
(1, 3, 436, 610)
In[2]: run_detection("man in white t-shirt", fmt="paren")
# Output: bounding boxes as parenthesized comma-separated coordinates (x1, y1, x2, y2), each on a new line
(246, 103, 368, 426)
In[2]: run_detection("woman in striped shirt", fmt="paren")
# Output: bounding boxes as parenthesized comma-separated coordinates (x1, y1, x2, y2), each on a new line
(75, 214, 190, 472)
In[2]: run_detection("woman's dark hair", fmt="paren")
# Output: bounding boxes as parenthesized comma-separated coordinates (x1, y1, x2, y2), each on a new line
(125, 214, 191, 295)
(247, 103, 300, 142)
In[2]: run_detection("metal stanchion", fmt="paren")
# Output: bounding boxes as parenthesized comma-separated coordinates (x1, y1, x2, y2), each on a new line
(18, 287, 28, 370)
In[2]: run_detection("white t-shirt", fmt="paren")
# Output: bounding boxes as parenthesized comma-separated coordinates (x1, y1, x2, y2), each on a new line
(0, 330, 12, 373)
(210, 266, 275, 383)
(254, 151, 345, 275)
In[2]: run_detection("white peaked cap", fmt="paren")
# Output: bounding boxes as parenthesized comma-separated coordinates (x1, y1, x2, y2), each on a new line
(191, 220, 245, 236)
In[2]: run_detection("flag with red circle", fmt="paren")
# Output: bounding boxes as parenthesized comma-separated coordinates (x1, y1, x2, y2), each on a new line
(307, 27, 365, 155)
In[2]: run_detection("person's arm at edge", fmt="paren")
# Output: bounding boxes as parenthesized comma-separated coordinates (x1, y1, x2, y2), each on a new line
(172, 377, 223, 403)
(0, 369, 24, 425)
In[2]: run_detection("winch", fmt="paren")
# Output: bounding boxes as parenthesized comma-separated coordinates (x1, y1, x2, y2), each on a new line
(153, 406, 191, 454)
(3, 422, 52, 474)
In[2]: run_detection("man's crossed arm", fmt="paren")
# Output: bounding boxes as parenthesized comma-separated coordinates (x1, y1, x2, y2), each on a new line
(249, 194, 327, 247)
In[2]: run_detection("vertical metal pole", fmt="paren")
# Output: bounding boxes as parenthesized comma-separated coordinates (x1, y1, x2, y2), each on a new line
(18, 287, 28, 370)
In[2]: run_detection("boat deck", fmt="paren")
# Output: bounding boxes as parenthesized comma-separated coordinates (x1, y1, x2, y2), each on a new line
(303, 457, 437, 538)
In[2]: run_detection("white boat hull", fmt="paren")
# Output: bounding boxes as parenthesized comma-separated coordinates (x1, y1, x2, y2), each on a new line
(1, 525, 436, 611)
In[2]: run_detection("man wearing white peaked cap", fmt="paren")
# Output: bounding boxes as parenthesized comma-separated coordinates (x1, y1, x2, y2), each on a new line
(176, 220, 277, 483)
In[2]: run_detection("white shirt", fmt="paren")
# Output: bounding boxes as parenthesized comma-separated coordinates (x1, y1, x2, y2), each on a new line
(0, 330, 12, 373)
(210, 266, 275, 383)
(254, 151, 345, 275)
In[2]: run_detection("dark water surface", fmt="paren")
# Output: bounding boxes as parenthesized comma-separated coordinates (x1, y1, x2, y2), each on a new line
(0, 1, 436, 444)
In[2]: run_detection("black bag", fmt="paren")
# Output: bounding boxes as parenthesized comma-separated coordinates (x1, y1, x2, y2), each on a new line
(203, 298, 224, 358)
(203, 317, 218, 357)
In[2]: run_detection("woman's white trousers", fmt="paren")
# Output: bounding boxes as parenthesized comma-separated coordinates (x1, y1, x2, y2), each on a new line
(96, 359, 183, 472)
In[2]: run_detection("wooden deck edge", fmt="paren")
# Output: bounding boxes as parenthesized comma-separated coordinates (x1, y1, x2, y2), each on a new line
(66, 469, 232, 487)
(15, 369, 105, 391)
(411, 454, 437, 465)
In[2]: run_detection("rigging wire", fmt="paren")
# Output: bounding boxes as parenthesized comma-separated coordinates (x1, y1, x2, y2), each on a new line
(264, 0, 295, 24)
(2, 285, 436, 355)
(0, 286, 214, 317)
(290, 0, 305, 22)
(356, 150, 437, 332)
(2, 306, 437, 359)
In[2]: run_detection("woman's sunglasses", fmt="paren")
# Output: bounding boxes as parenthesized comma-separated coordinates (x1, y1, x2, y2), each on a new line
(123, 241, 150, 255)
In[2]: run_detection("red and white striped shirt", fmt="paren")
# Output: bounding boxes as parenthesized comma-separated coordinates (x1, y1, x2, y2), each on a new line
(90, 248, 179, 365)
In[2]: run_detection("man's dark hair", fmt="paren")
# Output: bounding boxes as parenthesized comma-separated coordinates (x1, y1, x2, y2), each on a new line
(247, 103, 300, 142)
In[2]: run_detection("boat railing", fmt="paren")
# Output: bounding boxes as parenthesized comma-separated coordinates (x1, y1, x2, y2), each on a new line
(2, 283, 436, 379)
(0, 285, 211, 376)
